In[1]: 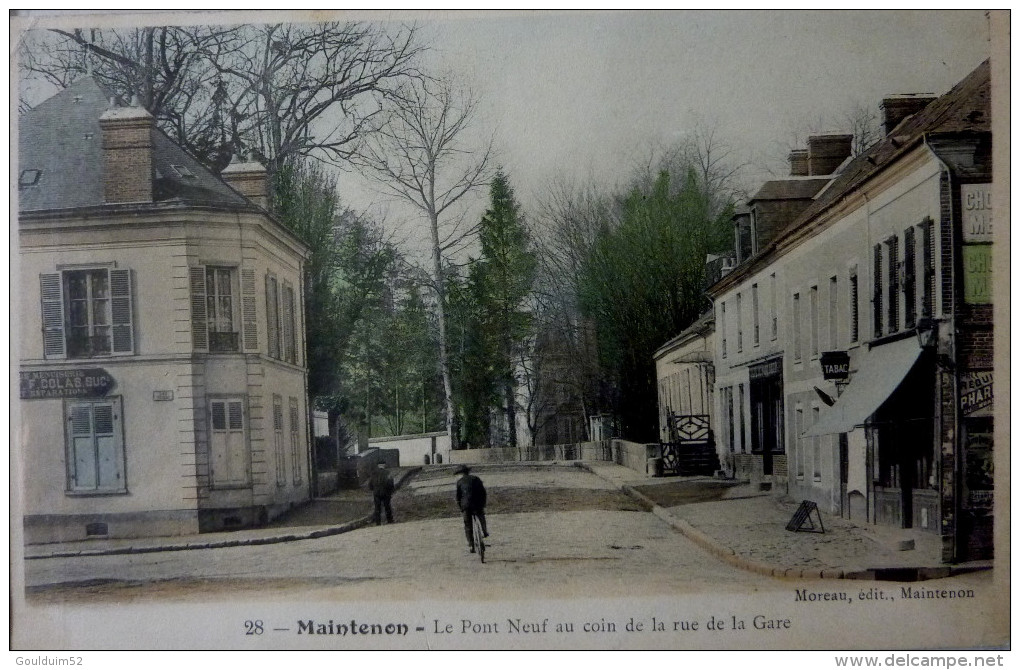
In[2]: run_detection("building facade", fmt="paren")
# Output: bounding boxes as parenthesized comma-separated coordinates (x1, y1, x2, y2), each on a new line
(707, 60, 993, 562)
(18, 79, 313, 542)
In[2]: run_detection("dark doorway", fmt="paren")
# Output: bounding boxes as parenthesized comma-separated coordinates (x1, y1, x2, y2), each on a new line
(749, 358, 784, 476)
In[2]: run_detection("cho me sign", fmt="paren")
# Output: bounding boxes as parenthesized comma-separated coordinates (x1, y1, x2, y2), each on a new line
(20, 368, 115, 399)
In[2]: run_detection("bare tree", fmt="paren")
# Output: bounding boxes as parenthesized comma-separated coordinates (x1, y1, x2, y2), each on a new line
(19, 22, 426, 173)
(351, 76, 494, 445)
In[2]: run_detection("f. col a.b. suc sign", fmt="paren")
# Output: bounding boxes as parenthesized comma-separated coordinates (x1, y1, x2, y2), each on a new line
(19, 368, 115, 399)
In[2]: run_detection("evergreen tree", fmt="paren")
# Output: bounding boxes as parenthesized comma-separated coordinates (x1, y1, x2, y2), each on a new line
(472, 171, 537, 448)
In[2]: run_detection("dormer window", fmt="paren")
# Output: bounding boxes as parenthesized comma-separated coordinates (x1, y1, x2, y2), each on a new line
(19, 169, 42, 188)
(169, 164, 196, 179)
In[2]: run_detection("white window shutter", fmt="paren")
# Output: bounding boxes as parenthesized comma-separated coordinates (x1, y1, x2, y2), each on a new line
(110, 269, 134, 354)
(190, 266, 208, 351)
(241, 268, 258, 351)
(40, 273, 66, 359)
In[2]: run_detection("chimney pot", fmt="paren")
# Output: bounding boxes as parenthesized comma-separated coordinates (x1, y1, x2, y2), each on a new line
(98, 105, 155, 203)
(221, 157, 270, 209)
(881, 95, 936, 135)
(788, 150, 809, 176)
(807, 134, 853, 176)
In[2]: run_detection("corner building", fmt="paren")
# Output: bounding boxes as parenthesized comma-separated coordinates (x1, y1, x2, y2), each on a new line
(18, 79, 312, 542)
(707, 60, 993, 562)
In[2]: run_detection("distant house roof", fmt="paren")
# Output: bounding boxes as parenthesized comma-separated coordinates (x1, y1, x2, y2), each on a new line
(654, 310, 715, 361)
(18, 77, 249, 213)
(708, 58, 991, 296)
(749, 177, 831, 202)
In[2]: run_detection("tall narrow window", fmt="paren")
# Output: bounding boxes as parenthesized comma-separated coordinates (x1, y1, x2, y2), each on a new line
(849, 268, 859, 344)
(736, 292, 743, 352)
(65, 397, 125, 493)
(795, 406, 804, 478)
(921, 218, 935, 317)
(273, 394, 286, 486)
(44, 268, 135, 359)
(903, 227, 916, 328)
(206, 267, 238, 352)
(812, 406, 821, 480)
(886, 236, 899, 333)
(720, 301, 727, 358)
(769, 273, 778, 340)
(266, 275, 280, 359)
(752, 283, 760, 346)
(810, 285, 819, 358)
(289, 397, 302, 485)
(726, 387, 735, 453)
(282, 282, 296, 364)
(209, 397, 248, 487)
(828, 276, 838, 350)
(873, 244, 883, 338)
(793, 293, 802, 361)
(738, 383, 746, 453)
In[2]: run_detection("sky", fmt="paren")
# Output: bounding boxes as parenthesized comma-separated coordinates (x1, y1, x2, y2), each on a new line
(14, 10, 994, 262)
(338, 10, 992, 256)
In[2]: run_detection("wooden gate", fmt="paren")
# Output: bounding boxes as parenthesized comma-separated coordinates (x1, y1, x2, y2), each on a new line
(662, 413, 719, 476)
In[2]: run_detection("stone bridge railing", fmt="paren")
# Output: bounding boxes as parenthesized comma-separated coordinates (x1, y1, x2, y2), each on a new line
(447, 439, 661, 476)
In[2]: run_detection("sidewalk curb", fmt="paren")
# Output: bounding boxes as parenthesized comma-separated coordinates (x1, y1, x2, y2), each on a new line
(579, 463, 992, 582)
(25, 467, 421, 561)
(578, 462, 847, 580)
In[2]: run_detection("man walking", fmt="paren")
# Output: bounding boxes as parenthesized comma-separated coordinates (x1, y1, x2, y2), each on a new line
(455, 465, 488, 552)
(370, 462, 395, 525)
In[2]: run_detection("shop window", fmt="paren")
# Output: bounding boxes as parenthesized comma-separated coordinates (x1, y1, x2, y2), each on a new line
(65, 397, 126, 493)
(40, 268, 134, 359)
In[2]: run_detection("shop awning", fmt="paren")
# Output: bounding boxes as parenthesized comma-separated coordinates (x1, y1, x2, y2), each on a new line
(806, 337, 923, 436)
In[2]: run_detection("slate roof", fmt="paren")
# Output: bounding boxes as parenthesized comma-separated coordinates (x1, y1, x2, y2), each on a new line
(784, 58, 990, 235)
(18, 78, 249, 213)
(708, 58, 991, 296)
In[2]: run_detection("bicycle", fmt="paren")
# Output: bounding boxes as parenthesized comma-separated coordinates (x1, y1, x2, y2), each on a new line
(471, 512, 486, 563)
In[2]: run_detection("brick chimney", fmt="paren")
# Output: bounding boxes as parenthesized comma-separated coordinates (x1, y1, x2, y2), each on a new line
(99, 101, 154, 203)
(807, 134, 853, 176)
(221, 156, 269, 209)
(788, 150, 809, 176)
(880, 95, 936, 135)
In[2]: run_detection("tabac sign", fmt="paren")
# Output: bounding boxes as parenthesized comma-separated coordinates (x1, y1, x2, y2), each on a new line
(20, 368, 115, 399)
(820, 351, 850, 381)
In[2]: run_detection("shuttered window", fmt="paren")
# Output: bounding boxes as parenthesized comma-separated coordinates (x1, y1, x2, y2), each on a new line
(921, 218, 935, 317)
(273, 394, 286, 486)
(886, 236, 899, 333)
(849, 268, 859, 343)
(41, 268, 134, 359)
(209, 397, 249, 487)
(873, 244, 883, 338)
(241, 268, 258, 351)
(282, 282, 296, 364)
(289, 397, 302, 485)
(903, 227, 916, 328)
(65, 396, 125, 493)
(266, 275, 280, 359)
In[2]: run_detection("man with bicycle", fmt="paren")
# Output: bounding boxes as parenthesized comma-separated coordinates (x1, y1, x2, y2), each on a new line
(455, 465, 489, 553)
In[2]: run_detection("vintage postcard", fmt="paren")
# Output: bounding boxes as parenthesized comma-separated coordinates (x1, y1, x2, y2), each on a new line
(9, 9, 1010, 657)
